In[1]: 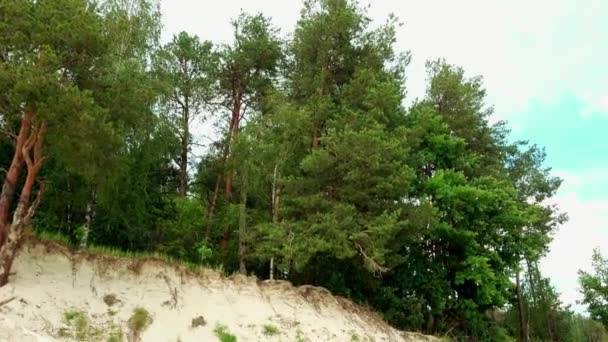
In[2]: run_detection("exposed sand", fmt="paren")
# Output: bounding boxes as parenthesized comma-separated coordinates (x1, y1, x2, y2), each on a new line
(0, 240, 437, 342)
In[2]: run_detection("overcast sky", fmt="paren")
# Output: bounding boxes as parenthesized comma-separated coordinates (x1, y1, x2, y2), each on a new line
(160, 0, 608, 313)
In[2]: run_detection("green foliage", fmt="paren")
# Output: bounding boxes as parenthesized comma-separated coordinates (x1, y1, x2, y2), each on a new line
(195, 241, 214, 263)
(155, 197, 206, 262)
(579, 249, 608, 328)
(214, 323, 238, 342)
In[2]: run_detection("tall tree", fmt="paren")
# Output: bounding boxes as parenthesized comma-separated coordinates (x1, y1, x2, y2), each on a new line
(154, 32, 216, 197)
(32, 0, 168, 250)
(209, 12, 282, 249)
(282, 0, 413, 279)
(0, 0, 113, 285)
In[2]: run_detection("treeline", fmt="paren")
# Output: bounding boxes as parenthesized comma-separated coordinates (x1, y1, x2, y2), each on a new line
(0, 0, 606, 341)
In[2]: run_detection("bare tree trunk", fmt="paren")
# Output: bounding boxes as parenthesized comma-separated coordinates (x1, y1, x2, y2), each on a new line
(0, 120, 46, 286)
(269, 257, 274, 280)
(221, 97, 241, 251)
(178, 107, 189, 197)
(269, 163, 280, 280)
(224, 98, 240, 202)
(205, 133, 233, 241)
(179, 143, 188, 197)
(0, 109, 34, 245)
(516, 266, 529, 342)
(80, 191, 95, 249)
(238, 171, 247, 275)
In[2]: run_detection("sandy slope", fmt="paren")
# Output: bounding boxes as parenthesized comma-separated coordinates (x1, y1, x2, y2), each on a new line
(0, 240, 437, 342)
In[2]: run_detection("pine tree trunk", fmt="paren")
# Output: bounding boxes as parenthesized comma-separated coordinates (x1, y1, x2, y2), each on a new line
(238, 172, 247, 275)
(221, 95, 241, 251)
(0, 204, 27, 286)
(269, 163, 280, 280)
(224, 98, 241, 203)
(516, 267, 529, 342)
(0, 119, 46, 286)
(205, 134, 232, 241)
(179, 145, 188, 197)
(0, 109, 34, 245)
(178, 121, 189, 197)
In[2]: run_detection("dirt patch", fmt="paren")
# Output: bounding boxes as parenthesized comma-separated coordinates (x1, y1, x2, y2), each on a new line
(103, 293, 120, 307)
(191, 315, 206, 328)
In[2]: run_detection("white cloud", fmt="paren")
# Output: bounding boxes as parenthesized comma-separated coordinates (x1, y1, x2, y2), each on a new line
(540, 189, 608, 313)
(581, 92, 608, 118)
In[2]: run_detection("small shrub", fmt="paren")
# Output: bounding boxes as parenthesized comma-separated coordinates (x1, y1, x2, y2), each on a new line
(63, 309, 88, 340)
(214, 323, 237, 342)
(262, 323, 280, 336)
(195, 241, 213, 262)
(351, 332, 360, 341)
(107, 324, 123, 342)
(128, 307, 153, 334)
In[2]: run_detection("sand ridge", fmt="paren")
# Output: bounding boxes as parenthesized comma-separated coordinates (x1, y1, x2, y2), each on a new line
(0, 240, 437, 342)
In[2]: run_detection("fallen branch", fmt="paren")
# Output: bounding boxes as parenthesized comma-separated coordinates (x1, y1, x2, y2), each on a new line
(0, 296, 15, 307)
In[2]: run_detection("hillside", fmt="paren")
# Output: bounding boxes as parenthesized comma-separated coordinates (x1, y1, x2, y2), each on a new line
(0, 240, 437, 342)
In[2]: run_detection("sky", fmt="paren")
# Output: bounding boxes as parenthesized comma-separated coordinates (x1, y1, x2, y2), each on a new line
(160, 0, 608, 312)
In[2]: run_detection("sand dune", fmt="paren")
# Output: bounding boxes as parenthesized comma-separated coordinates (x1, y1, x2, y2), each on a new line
(0, 240, 437, 342)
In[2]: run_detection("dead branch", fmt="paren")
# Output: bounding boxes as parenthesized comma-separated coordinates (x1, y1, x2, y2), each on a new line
(0, 129, 17, 140)
(352, 240, 389, 275)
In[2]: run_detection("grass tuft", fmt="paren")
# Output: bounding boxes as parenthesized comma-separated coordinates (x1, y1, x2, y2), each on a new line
(214, 323, 237, 342)
(62, 308, 90, 340)
(262, 323, 280, 336)
(33, 230, 205, 273)
(128, 307, 153, 333)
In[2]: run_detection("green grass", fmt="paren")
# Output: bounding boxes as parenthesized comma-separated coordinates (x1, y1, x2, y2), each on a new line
(63, 308, 88, 340)
(214, 323, 237, 342)
(128, 307, 153, 334)
(35, 230, 70, 245)
(33, 230, 205, 272)
(61, 308, 107, 341)
(262, 323, 280, 337)
(106, 323, 123, 342)
(107, 333, 122, 342)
